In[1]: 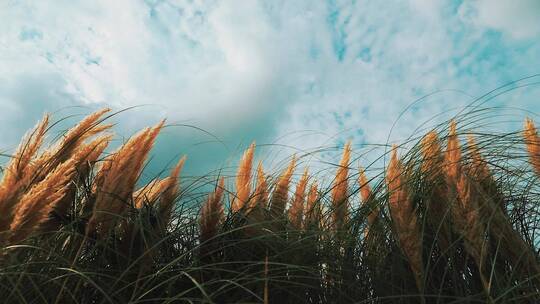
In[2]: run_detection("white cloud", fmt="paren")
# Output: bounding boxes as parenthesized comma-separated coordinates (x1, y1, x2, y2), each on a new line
(459, 0, 540, 39)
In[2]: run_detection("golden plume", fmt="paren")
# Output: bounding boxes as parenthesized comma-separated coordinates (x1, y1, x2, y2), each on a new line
(29, 108, 112, 181)
(468, 134, 540, 286)
(133, 178, 171, 209)
(87, 120, 164, 237)
(0, 114, 49, 233)
(359, 168, 377, 238)
(46, 135, 112, 228)
(200, 177, 225, 244)
(466, 135, 491, 181)
(386, 146, 423, 292)
(331, 141, 351, 231)
(269, 156, 296, 216)
(288, 168, 309, 229)
(304, 182, 321, 230)
(159, 156, 187, 227)
(420, 130, 452, 252)
(232, 142, 255, 212)
(251, 161, 269, 209)
(9, 150, 80, 243)
(524, 118, 540, 176)
(444, 121, 490, 293)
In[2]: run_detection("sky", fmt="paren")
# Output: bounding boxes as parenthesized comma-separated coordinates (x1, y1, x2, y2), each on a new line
(1, 0, 540, 181)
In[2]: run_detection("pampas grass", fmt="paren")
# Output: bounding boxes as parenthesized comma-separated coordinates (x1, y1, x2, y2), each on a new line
(87, 120, 164, 237)
(359, 168, 377, 238)
(289, 168, 309, 229)
(386, 146, 424, 292)
(252, 161, 269, 208)
(1, 108, 540, 303)
(232, 142, 255, 212)
(269, 156, 295, 216)
(158, 156, 186, 226)
(524, 118, 540, 176)
(200, 177, 225, 244)
(331, 141, 351, 232)
(0, 114, 49, 233)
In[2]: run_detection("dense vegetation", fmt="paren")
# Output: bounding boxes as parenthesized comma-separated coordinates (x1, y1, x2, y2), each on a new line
(0, 108, 539, 303)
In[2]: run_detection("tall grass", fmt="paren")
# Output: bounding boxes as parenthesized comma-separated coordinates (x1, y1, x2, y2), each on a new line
(0, 108, 539, 303)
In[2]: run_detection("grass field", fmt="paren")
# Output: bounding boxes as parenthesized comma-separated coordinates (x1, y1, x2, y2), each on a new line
(0, 108, 539, 303)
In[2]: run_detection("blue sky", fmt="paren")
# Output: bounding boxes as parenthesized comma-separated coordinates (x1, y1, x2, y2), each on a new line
(1, 0, 540, 179)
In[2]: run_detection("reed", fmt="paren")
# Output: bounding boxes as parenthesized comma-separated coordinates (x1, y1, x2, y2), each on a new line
(252, 161, 269, 209)
(386, 146, 423, 292)
(466, 135, 540, 288)
(444, 121, 492, 295)
(420, 130, 452, 253)
(0, 114, 49, 233)
(524, 118, 540, 176)
(269, 156, 295, 216)
(304, 182, 321, 230)
(331, 141, 351, 231)
(359, 168, 377, 238)
(133, 178, 170, 209)
(200, 177, 225, 244)
(1, 109, 540, 303)
(289, 168, 309, 229)
(158, 156, 186, 227)
(87, 121, 164, 237)
(9, 150, 79, 243)
(46, 135, 112, 229)
(31, 108, 112, 180)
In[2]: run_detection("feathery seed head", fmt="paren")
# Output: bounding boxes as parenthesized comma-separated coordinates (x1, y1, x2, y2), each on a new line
(269, 155, 296, 216)
(159, 156, 186, 226)
(359, 167, 372, 204)
(359, 168, 378, 234)
(524, 118, 540, 176)
(252, 161, 269, 208)
(232, 142, 255, 212)
(421, 130, 444, 179)
(331, 141, 352, 230)
(385, 146, 423, 290)
(87, 121, 164, 237)
(289, 168, 309, 229)
(200, 177, 225, 243)
(445, 120, 462, 182)
(134, 178, 171, 209)
(304, 182, 321, 229)
(9, 155, 78, 243)
(466, 135, 491, 180)
(0, 114, 50, 232)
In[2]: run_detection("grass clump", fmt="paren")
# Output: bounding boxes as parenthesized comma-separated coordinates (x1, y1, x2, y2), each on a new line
(0, 108, 539, 303)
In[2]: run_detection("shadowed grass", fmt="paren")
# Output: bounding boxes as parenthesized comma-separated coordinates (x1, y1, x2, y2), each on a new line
(0, 103, 539, 303)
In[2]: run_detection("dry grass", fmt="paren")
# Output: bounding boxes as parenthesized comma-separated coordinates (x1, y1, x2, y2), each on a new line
(420, 130, 452, 253)
(524, 118, 540, 176)
(288, 168, 309, 229)
(269, 156, 295, 216)
(158, 156, 186, 226)
(1, 109, 540, 303)
(232, 142, 255, 212)
(304, 181, 321, 230)
(200, 177, 225, 244)
(444, 121, 491, 295)
(0, 114, 49, 233)
(252, 161, 269, 209)
(331, 141, 351, 231)
(359, 168, 377, 238)
(87, 120, 164, 237)
(386, 146, 424, 292)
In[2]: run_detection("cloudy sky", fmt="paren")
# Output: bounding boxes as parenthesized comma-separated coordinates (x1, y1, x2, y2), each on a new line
(1, 0, 540, 179)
